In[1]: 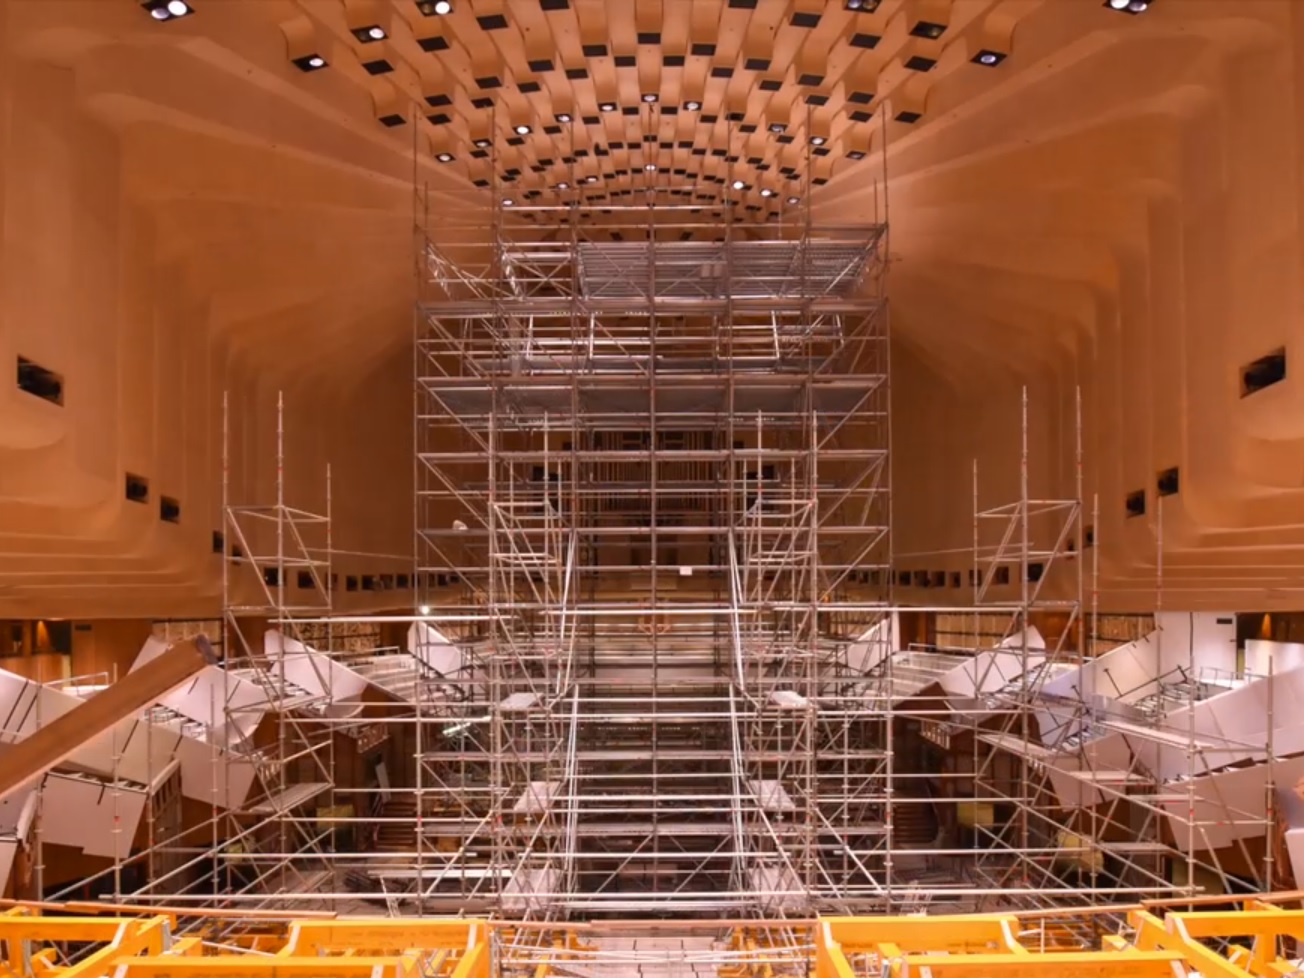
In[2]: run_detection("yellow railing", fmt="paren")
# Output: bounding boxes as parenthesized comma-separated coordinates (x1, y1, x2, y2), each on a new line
(0, 907, 488, 978)
(819, 897, 1304, 978)
(10, 898, 1304, 978)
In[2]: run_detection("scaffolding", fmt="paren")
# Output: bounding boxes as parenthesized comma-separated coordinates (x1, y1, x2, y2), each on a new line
(413, 147, 892, 918)
(17, 124, 1285, 942)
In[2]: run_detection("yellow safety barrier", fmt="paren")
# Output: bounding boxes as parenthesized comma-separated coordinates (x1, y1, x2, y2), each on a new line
(819, 898, 1304, 978)
(6, 897, 1304, 978)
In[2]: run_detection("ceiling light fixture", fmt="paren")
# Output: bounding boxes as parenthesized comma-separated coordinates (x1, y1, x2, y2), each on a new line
(760, 188, 775, 197)
(436, 152, 454, 162)
(142, 0, 194, 20)
(844, 0, 881, 10)
(557, 181, 570, 190)
(768, 122, 786, 133)
(1105, 0, 1149, 10)
(514, 124, 532, 135)
(810, 135, 826, 146)
(684, 100, 702, 111)
(474, 138, 491, 148)
(367, 26, 386, 39)
(433, 0, 453, 12)
(556, 112, 573, 123)
(645, 163, 657, 172)
(847, 150, 866, 160)
(503, 198, 515, 206)
(731, 179, 746, 191)
(786, 196, 800, 205)
(599, 101, 618, 112)
(973, 49, 1006, 65)
(292, 53, 328, 71)
(641, 93, 658, 103)
(584, 175, 598, 183)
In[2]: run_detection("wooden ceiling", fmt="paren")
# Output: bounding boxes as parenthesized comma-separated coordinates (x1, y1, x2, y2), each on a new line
(7, 0, 1304, 617)
(268, 0, 1028, 210)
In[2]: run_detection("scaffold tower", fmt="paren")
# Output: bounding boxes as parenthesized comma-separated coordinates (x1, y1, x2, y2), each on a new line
(415, 173, 892, 918)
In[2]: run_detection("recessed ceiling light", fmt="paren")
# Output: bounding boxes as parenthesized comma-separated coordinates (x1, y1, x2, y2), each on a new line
(436, 152, 454, 162)
(292, 53, 327, 71)
(584, 175, 598, 183)
(599, 101, 617, 112)
(307, 55, 325, 68)
(367, 26, 386, 39)
(844, 0, 880, 10)
(810, 135, 826, 146)
(514, 124, 532, 135)
(768, 123, 786, 133)
(786, 196, 800, 205)
(684, 100, 702, 111)
(1105, 0, 1149, 9)
(474, 138, 491, 148)
(642, 93, 658, 103)
(731, 179, 746, 190)
(973, 50, 1006, 66)
(645, 163, 657, 172)
(556, 112, 573, 123)
(557, 181, 570, 190)
(434, 0, 453, 12)
(503, 198, 515, 206)
(760, 188, 775, 197)
(142, 0, 193, 19)
(847, 150, 866, 160)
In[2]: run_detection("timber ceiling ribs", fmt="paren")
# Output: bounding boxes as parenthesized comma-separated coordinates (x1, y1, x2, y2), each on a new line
(195, 0, 1029, 210)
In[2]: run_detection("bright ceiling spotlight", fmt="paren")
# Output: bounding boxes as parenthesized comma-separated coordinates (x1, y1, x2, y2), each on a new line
(810, 135, 826, 146)
(760, 188, 775, 197)
(436, 152, 455, 162)
(1107, 0, 1130, 6)
(644, 163, 657, 172)
(434, 0, 453, 12)
(1104, 0, 1149, 9)
(599, 101, 618, 112)
(584, 175, 598, 183)
(847, 149, 866, 160)
(844, 0, 880, 10)
(503, 198, 515, 206)
(973, 50, 1005, 66)
(557, 181, 570, 190)
(641, 93, 658, 103)
(556, 112, 573, 123)
(307, 55, 325, 68)
(514, 123, 532, 135)
(768, 122, 786, 133)
(474, 138, 492, 148)
(368, 26, 386, 39)
(684, 100, 702, 111)
(293, 53, 328, 71)
(731, 179, 746, 191)
(142, 0, 193, 20)
(419, 604, 432, 615)
(786, 195, 800, 205)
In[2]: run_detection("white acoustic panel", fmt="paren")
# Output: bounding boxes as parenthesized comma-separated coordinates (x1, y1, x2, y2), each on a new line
(264, 631, 368, 716)
(174, 736, 258, 809)
(408, 622, 465, 678)
(41, 773, 147, 859)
